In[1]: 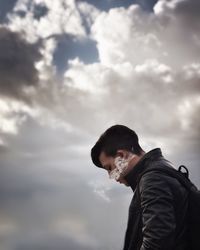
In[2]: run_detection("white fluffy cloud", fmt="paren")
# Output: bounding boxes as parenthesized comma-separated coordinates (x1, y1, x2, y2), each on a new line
(62, 0, 200, 143)
(3, 0, 200, 126)
(64, 58, 111, 93)
(1, 0, 199, 172)
(7, 0, 90, 43)
(92, 3, 200, 68)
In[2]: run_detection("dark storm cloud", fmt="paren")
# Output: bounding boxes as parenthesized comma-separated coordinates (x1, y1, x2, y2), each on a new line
(156, 0, 200, 33)
(173, 0, 200, 26)
(0, 117, 129, 250)
(0, 143, 8, 154)
(15, 235, 95, 250)
(0, 27, 41, 101)
(2, 116, 91, 157)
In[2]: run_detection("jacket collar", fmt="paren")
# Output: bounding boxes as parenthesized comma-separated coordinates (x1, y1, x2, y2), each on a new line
(124, 148, 163, 191)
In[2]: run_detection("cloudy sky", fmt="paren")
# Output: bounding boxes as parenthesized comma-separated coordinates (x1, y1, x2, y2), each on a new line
(0, 0, 200, 249)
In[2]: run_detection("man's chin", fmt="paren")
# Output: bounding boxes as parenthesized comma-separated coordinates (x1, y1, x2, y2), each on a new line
(118, 179, 129, 186)
(123, 182, 130, 186)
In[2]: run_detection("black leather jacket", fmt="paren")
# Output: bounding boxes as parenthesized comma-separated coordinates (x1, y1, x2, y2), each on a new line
(123, 148, 189, 250)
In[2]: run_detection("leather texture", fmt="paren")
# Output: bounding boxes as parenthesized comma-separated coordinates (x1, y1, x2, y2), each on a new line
(123, 148, 189, 250)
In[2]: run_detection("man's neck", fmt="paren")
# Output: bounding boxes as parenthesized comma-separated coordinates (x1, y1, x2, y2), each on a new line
(126, 151, 146, 174)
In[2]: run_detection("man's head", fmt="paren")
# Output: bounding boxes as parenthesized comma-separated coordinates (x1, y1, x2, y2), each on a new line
(91, 125, 144, 185)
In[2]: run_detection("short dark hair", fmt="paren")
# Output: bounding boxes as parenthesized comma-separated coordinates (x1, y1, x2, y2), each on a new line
(91, 125, 143, 168)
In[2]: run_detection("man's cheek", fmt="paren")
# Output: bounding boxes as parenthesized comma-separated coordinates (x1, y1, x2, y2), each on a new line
(114, 157, 129, 174)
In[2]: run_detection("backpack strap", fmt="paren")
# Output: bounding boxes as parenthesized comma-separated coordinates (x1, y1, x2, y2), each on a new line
(178, 165, 189, 179)
(137, 165, 196, 192)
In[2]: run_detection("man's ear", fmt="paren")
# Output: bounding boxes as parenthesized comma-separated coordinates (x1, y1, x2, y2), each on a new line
(116, 149, 135, 159)
(116, 149, 127, 158)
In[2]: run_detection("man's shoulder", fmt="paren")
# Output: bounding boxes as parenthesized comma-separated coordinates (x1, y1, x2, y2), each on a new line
(141, 157, 179, 185)
(139, 166, 188, 199)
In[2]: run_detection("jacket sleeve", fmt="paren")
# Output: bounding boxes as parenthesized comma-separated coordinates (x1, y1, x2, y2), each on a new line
(139, 172, 176, 250)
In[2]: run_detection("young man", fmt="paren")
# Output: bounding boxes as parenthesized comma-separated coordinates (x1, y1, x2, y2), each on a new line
(91, 125, 188, 250)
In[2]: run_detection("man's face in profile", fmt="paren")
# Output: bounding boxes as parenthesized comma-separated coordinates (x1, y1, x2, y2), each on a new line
(99, 151, 129, 186)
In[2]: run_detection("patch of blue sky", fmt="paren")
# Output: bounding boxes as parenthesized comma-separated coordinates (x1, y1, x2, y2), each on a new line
(0, 0, 17, 23)
(0, 0, 48, 23)
(33, 4, 48, 20)
(138, 0, 158, 11)
(13, 2, 48, 20)
(77, 0, 137, 11)
(53, 35, 99, 74)
(77, 0, 158, 11)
